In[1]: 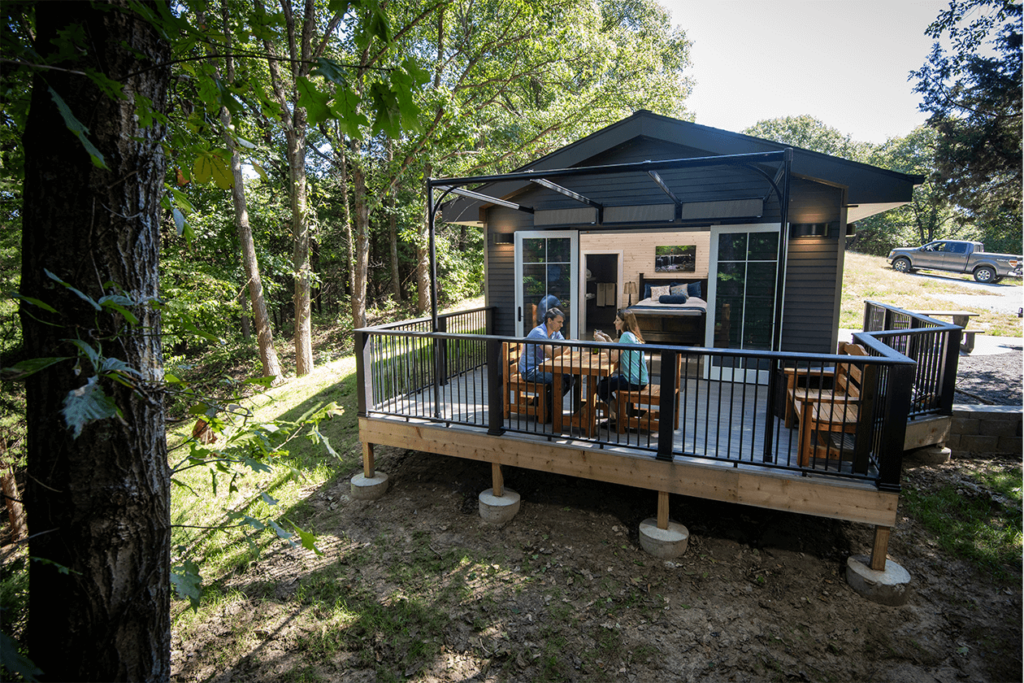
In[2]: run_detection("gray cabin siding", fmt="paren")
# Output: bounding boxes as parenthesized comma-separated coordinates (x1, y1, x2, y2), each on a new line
(481, 139, 852, 353)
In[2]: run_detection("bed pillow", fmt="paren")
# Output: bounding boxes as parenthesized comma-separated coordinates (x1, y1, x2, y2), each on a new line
(659, 294, 690, 304)
(669, 284, 689, 299)
(687, 281, 702, 299)
(643, 284, 651, 300)
(650, 285, 671, 300)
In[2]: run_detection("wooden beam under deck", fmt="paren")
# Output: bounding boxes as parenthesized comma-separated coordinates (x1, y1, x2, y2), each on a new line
(360, 417, 899, 528)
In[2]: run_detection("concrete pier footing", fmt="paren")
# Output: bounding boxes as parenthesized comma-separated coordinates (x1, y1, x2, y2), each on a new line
(846, 555, 912, 606)
(638, 518, 690, 559)
(479, 488, 521, 524)
(350, 472, 390, 500)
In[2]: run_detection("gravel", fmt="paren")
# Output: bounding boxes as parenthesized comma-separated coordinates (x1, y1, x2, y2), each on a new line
(953, 349, 1023, 406)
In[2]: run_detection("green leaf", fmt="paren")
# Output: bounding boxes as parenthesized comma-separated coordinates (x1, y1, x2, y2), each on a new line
(48, 87, 107, 169)
(243, 375, 275, 388)
(297, 76, 332, 127)
(260, 492, 279, 506)
(250, 161, 270, 182)
(241, 515, 266, 531)
(235, 136, 256, 150)
(0, 356, 70, 381)
(289, 520, 323, 556)
(1, 630, 43, 681)
(210, 155, 233, 190)
(99, 357, 141, 376)
(242, 457, 273, 474)
(172, 207, 185, 236)
(171, 560, 203, 610)
(10, 293, 58, 314)
(62, 376, 117, 438)
(188, 402, 211, 416)
(268, 519, 293, 544)
(98, 295, 140, 325)
(312, 57, 348, 85)
(86, 68, 126, 101)
(330, 86, 368, 138)
(193, 156, 213, 184)
(66, 339, 101, 372)
(45, 269, 101, 310)
(369, 81, 401, 138)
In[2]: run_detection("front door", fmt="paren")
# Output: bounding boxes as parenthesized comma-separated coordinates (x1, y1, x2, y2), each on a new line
(515, 231, 578, 338)
(705, 224, 781, 383)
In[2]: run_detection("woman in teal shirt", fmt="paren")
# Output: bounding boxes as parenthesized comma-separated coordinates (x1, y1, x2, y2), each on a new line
(594, 310, 648, 416)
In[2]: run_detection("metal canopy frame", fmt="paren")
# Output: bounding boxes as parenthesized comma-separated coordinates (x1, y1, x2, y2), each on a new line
(425, 149, 794, 354)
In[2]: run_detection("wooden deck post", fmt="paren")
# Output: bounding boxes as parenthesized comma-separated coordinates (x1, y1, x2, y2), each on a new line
(870, 525, 890, 570)
(492, 462, 504, 497)
(657, 491, 670, 530)
(362, 442, 375, 479)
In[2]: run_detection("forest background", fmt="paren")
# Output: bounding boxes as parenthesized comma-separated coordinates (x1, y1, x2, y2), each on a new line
(0, 0, 1020, 680)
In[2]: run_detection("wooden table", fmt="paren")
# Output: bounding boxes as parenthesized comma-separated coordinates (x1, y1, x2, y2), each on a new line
(911, 310, 982, 352)
(541, 350, 615, 437)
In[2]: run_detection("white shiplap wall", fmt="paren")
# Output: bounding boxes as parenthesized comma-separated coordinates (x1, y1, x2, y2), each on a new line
(579, 229, 710, 308)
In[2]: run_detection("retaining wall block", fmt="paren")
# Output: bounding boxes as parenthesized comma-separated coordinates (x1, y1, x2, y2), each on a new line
(951, 417, 980, 436)
(996, 436, 1023, 454)
(957, 435, 1001, 454)
(980, 419, 1021, 438)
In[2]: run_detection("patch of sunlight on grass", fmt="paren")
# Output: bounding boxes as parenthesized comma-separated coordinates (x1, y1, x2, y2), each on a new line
(841, 252, 1022, 336)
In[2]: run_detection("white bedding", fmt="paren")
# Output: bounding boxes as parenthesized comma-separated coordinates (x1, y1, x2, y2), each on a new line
(627, 297, 707, 316)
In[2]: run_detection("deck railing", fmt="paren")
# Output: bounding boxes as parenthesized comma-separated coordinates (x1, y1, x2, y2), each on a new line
(356, 312, 934, 491)
(862, 300, 961, 420)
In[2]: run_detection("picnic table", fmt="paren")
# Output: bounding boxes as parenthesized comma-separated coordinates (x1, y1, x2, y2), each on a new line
(911, 310, 983, 353)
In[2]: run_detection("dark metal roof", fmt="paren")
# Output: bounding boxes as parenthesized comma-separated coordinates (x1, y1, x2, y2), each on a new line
(440, 110, 922, 225)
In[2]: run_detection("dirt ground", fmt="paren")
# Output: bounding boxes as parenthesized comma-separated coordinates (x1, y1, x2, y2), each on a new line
(171, 441, 1023, 683)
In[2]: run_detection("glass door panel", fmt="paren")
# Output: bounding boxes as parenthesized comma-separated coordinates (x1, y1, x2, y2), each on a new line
(515, 231, 578, 338)
(706, 225, 781, 382)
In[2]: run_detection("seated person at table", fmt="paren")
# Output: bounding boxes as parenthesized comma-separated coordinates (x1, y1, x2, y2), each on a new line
(594, 311, 648, 419)
(520, 307, 575, 417)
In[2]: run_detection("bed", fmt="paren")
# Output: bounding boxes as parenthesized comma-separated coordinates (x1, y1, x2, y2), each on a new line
(624, 273, 721, 346)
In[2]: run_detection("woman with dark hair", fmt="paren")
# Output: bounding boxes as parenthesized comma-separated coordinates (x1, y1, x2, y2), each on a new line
(594, 310, 648, 423)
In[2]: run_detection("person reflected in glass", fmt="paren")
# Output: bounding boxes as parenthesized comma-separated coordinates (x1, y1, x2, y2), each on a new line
(520, 307, 575, 420)
(594, 310, 648, 425)
(537, 293, 560, 327)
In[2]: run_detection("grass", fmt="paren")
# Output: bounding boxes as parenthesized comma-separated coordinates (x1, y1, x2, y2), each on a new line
(902, 461, 1023, 581)
(841, 252, 1022, 336)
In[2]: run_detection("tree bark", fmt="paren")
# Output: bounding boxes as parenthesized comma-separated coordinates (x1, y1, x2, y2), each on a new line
(21, 2, 171, 680)
(387, 139, 401, 301)
(351, 143, 370, 330)
(1, 468, 27, 543)
(416, 164, 433, 315)
(219, 0, 281, 381)
(287, 120, 314, 374)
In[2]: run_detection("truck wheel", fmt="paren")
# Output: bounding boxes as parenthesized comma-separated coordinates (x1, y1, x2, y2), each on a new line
(892, 258, 913, 274)
(973, 266, 996, 283)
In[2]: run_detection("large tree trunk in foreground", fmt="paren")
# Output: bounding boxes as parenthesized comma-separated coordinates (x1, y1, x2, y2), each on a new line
(20, 2, 171, 680)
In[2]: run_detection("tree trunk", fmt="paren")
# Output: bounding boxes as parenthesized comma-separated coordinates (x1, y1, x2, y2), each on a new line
(287, 121, 314, 375)
(387, 140, 402, 301)
(21, 2, 171, 680)
(219, 0, 281, 381)
(416, 165, 433, 315)
(239, 288, 251, 341)
(351, 144, 370, 331)
(1, 468, 27, 543)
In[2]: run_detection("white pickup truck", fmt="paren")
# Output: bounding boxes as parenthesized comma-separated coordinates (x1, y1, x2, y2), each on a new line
(887, 240, 1022, 283)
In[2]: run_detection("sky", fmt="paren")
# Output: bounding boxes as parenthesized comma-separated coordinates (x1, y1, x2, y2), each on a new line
(659, 0, 952, 144)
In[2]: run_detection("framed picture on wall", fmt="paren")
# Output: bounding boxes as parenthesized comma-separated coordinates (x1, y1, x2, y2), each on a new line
(654, 245, 696, 273)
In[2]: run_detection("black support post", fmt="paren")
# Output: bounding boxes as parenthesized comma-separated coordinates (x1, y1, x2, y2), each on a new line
(939, 327, 962, 415)
(355, 329, 368, 418)
(877, 362, 914, 492)
(487, 338, 506, 436)
(657, 349, 677, 461)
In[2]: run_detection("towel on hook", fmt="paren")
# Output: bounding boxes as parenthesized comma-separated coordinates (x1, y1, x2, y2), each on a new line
(597, 283, 615, 307)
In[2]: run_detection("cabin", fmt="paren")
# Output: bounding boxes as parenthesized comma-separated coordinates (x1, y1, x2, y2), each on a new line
(355, 112, 959, 603)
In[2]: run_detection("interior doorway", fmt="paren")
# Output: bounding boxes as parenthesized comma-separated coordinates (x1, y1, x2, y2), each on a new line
(581, 252, 621, 341)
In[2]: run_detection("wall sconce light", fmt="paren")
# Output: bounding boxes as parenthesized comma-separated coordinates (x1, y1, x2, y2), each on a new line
(491, 232, 514, 246)
(623, 281, 638, 307)
(790, 223, 829, 238)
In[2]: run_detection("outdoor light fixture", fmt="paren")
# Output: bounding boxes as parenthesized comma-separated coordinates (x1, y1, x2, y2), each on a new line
(790, 223, 829, 238)
(491, 232, 514, 246)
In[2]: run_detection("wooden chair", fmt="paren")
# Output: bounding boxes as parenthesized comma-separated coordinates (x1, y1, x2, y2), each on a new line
(789, 343, 868, 467)
(502, 342, 548, 424)
(613, 353, 682, 434)
(783, 341, 864, 429)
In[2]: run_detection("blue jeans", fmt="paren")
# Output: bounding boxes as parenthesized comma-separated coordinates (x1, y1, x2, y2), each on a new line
(597, 374, 646, 404)
(523, 368, 575, 396)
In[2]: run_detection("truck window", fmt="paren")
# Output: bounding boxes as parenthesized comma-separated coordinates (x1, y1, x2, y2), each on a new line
(949, 242, 968, 254)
